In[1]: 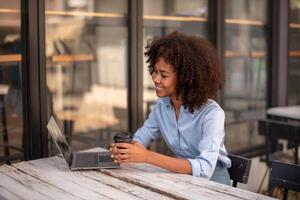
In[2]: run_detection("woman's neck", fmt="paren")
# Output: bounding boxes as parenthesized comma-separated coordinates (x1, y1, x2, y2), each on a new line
(170, 96, 182, 111)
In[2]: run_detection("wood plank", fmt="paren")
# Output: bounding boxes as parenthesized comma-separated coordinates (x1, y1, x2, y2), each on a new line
(0, 164, 82, 200)
(0, 165, 48, 200)
(143, 15, 207, 22)
(81, 170, 173, 200)
(49, 156, 173, 199)
(225, 19, 265, 26)
(81, 148, 276, 200)
(100, 163, 277, 200)
(45, 10, 125, 18)
(52, 54, 94, 63)
(0, 187, 23, 200)
(0, 54, 21, 63)
(225, 51, 266, 58)
(13, 156, 173, 200)
(289, 50, 300, 57)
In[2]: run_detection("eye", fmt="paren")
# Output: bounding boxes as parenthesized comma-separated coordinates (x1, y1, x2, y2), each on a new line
(161, 75, 167, 78)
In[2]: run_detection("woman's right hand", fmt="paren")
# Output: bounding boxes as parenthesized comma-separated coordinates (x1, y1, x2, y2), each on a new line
(110, 141, 150, 163)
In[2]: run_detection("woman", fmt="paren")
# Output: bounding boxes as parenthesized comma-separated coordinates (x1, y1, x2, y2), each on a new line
(110, 31, 231, 185)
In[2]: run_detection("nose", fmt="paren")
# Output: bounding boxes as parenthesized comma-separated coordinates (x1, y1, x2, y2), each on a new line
(152, 73, 161, 84)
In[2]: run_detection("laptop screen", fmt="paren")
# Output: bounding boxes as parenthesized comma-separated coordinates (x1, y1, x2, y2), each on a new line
(47, 116, 72, 165)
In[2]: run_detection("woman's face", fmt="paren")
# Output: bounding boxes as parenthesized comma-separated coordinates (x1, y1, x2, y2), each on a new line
(151, 57, 177, 99)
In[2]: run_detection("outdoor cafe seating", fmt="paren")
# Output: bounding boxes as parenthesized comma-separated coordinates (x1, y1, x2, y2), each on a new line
(257, 105, 300, 199)
(269, 160, 300, 200)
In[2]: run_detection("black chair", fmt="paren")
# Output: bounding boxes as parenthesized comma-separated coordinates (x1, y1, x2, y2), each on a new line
(228, 154, 252, 187)
(258, 119, 300, 166)
(269, 160, 300, 200)
(0, 94, 24, 165)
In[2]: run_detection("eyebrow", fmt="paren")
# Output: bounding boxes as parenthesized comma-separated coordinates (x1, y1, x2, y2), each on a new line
(159, 69, 169, 74)
(154, 66, 170, 74)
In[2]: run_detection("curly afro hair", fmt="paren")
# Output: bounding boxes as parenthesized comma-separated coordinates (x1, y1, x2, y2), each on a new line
(144, 31, 224, 113)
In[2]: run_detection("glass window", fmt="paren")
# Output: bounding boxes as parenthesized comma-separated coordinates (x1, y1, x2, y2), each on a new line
(0, 1, 24, 164)
(224, 0, 268, 151)
(45, 0, 129, 153)
(143, 0, 208, 154)
(288, 0, 300, 105)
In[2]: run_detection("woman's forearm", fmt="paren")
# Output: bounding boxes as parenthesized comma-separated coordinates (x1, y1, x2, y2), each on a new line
(145, 150, 192, 175)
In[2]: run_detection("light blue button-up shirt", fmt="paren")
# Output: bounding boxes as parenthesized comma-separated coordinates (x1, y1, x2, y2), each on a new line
(133, 97, 231, 179)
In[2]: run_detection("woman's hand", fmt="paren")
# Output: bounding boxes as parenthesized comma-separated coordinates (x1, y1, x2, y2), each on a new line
(110, 141, 149, 163)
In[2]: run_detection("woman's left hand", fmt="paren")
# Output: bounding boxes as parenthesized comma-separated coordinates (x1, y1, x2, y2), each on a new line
(110, 141, 149, 163)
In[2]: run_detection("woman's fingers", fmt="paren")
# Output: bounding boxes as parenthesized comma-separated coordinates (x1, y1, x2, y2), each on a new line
(117, 159, 130, 163)
(117, 153, 131, 160)
(110, 147, 129, 154)
(109, 142, 144, 163)
(112, 153, 131, 162)
(114, 143, 132, 149)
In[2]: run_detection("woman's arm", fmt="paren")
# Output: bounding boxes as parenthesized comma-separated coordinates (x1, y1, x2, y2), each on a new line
(111, 142, 192, 175)
(133, 103, 161, 147)
(146, 150, 192, 174)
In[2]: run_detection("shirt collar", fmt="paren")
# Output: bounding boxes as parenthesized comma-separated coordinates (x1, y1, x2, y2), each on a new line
(160, 97, 205, 118)
(161, 97, 172, 107)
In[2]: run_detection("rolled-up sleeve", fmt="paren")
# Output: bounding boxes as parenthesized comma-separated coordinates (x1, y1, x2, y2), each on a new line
(187, 108, 225, 178)
(133, 104, 161, 147)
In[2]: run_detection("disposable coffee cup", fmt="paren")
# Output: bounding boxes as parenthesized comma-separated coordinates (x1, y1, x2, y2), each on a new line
(113, 132, 132, 145)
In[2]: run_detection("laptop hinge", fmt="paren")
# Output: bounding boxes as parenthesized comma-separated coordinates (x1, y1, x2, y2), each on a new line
(69, 153, 74, 168)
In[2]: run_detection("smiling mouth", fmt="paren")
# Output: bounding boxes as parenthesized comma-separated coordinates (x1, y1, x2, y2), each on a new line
(155, 85, 163, 90)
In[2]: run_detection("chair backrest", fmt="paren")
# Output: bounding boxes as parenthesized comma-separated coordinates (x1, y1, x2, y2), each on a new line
(269, 160, 300, 200)
(258, 119, 300, 141)
(228, 154, 252, 187)
(258, 119, 300, 165)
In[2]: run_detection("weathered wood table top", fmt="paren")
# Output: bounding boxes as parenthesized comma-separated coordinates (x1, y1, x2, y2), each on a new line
(267, 106, 300, 121)
(0, 151, 277, 200)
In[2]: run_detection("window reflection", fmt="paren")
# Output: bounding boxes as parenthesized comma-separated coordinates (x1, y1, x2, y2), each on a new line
(288, 0, 300, 105)
(46, 0, 129, 152)
(224, 0, 268, 151)
(0, 1, 23, 164)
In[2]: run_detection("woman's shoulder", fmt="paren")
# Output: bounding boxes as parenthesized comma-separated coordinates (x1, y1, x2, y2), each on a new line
(147, 97, 170, 114)
(195, 99, 225, 118)
(206, 99, 223, 111)
(153, 97, 171, 107)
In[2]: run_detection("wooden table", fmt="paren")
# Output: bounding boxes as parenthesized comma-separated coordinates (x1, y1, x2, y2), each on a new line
(267, 106, 300, 121)
(0, 150, 277, 200)
(265, 106, 300, 164)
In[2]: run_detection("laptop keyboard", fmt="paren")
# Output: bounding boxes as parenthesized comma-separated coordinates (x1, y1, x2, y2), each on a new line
(99, 155, 114, 162)
(73, 153, 99, 168)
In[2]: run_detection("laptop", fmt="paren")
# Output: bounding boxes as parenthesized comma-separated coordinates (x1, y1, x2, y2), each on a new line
(47, 116, 120, 170)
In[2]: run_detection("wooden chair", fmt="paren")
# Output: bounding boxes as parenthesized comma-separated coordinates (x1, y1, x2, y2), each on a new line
(228, 154, 252, 187)
(269, 160, 300, 200)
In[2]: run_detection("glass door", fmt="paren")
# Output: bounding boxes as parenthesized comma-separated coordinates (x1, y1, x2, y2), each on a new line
(288, 0, 300, 105)
(0, 1, 24, 164)
(45, 0, 129, 153)
(223, 0, 268, 152)
(142, 0, 209, 154)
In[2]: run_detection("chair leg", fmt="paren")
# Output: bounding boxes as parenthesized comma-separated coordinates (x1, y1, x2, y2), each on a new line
(265, 123, 270, 166)
(232, 181, 237, 187)
(283, 189, 288, 200)
(295, 143, 298, 165)
(268, 186, 274, 197)
(1, 96, 10, 165)
(257, 167, 269, 193)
